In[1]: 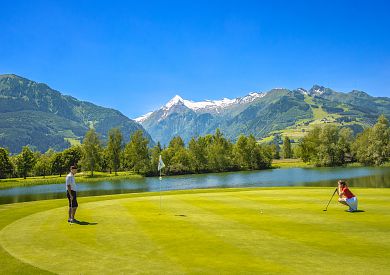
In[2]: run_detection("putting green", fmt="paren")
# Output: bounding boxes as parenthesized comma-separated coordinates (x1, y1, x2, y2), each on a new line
(1, 188, 390, 274)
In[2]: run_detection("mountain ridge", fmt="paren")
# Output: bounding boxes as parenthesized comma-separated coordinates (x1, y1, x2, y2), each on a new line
(136, 86, 390, 145)
(0, 74, 153, 153)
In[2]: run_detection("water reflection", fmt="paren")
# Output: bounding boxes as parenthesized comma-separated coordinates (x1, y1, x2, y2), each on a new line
(0, 167, 389, 205)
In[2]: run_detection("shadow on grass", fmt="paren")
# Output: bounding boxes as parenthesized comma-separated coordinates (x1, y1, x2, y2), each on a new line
(74, 220, 98, 225)
(345, 210, 365, 213)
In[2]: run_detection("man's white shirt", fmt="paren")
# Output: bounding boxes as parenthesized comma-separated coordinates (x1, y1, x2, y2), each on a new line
(66, 172, 77, 191)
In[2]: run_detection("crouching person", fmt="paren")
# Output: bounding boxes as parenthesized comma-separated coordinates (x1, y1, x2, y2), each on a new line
(338, 180, 358, 212)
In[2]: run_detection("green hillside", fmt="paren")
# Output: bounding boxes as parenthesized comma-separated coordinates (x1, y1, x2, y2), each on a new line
(0, 74, 152, 153)
(258, 87, 389, 144)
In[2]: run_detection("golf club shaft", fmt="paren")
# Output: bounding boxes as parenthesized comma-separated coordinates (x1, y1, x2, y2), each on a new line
(324, 188, 338, 210)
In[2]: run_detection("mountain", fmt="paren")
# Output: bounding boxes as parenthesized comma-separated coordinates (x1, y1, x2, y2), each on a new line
(136, 86, 390, 145)
(0, 74, 152, 153)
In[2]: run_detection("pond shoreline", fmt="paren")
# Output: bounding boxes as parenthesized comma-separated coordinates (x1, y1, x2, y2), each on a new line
(3, 159, 387, 190)
(1, 166, 389, 205)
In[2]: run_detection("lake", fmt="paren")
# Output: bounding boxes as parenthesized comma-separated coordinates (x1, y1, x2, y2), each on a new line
(0, 166, 389, 205)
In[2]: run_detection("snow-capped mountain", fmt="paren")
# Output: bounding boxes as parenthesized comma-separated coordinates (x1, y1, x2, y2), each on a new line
(135, 92, 267, 122)
(134, 85, 390, 146)
(169, 95, 236, 112)
(134, 111, 153, 123)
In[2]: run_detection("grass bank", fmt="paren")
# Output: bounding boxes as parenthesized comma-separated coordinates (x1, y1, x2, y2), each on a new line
(0, 187, 389, 274)
(271, 158, 313, 168)
(0, 171, 142, 189)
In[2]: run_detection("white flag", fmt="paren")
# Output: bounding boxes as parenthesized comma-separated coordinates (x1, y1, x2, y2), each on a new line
(158, 155, 165, 171)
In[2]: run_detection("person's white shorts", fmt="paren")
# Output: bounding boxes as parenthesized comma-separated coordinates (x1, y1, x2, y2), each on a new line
(346, 197, 358, 211)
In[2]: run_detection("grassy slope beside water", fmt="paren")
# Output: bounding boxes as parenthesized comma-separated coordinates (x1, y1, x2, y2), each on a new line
(0, 187, 389, 274)
(0, 172, 142, 189)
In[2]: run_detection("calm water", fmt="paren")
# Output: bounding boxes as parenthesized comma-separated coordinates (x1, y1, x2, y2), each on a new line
(0, 167, 389, 205)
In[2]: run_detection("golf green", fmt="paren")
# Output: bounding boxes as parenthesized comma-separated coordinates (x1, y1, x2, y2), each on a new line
(1, 188, 390, 274)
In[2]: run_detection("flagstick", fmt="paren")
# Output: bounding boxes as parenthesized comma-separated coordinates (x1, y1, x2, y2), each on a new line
(159, 169, 162, 212)
(158, 155, 165, 215)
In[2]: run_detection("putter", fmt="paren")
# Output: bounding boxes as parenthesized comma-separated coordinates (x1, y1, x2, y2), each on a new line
(323, 188, 338, 211)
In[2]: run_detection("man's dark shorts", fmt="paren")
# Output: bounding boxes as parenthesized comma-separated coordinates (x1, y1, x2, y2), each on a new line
(67, 190, 78, 208)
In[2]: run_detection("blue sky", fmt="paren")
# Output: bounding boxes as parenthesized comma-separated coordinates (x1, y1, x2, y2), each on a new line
(1, 0, 389, 118)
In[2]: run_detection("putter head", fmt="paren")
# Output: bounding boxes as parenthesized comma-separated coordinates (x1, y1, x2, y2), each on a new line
(323, 209, 327, 211)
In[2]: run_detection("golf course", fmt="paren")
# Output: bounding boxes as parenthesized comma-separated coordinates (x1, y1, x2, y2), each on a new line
(1, 187, 389, 274)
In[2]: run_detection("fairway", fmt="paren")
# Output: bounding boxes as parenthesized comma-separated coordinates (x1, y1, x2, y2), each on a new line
(1, 188, 390, 274)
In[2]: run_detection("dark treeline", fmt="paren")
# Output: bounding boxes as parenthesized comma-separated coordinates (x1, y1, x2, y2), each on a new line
(0, 129, 273, 179)
(1, 115, 389, 180)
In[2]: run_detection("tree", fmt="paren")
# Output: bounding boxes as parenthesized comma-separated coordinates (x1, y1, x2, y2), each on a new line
(317, 125, 339, 166)
(51, 152, 65, 176)
(207, 129, 233, 172)
(15, 146, 36, 179)
(352, 115, 390, 165)
(150, 142, 162, 175)
(167, 136, 191, 174)
(282, 136, 292, 159)
(0, 148, 13, 179)
(247, 135, 272, 169)
(368, 115, 390, 165)
(100, 147, 110, 173)
(233, 135, 250, 169)
(299, 125, 353, 166)
(233, 135, 272, 170)
(336, 128, 353, 164)
(256, 143, 273, 169)
(269, 144, 280, 160)
(62, 146, 82, 171)
(188, 136, 209, 173)
(81, 129, 102, 176)
(33, 149, 54, 178)
(124, 130, 150, 174)
(298, 126, 321, 163)
(107, 128, 123, 175)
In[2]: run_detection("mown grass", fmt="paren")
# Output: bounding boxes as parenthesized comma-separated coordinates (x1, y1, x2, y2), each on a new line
(0, 171, 142, 189)
(0, 187, 389, 274)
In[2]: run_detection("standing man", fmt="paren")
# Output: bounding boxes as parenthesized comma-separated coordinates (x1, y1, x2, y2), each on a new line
(66, 165, 79, 223)
(338, 180, 358, 212)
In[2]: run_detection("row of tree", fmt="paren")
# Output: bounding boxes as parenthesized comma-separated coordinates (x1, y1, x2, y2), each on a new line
(0, 129, 274, 179)
(298, 115, 390, 166)
(1, 115, 389, 179)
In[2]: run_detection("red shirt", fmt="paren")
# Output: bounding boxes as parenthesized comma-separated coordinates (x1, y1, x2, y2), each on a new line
(342, 187, 355, 199)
